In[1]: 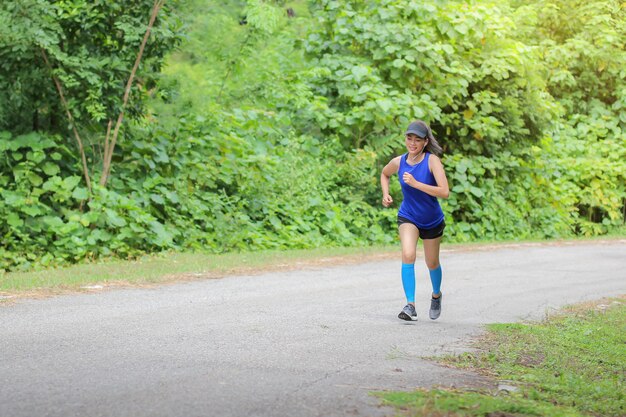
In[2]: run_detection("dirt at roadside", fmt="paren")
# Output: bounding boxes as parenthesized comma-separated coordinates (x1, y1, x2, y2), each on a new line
(2, 238, 624, 303)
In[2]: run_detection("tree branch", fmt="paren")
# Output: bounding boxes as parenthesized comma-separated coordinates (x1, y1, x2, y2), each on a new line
(103, 119, 112, 167)
(100, 0, 166, 187)
(41, 49, 93, 194)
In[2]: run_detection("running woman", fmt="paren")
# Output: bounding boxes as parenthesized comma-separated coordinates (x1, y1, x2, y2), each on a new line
(380, 120, 450, 321)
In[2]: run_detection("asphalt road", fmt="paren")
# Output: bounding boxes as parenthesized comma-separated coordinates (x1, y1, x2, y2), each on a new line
(1, 241, 625, 417)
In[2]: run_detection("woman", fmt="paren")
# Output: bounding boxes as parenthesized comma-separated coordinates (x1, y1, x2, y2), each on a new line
(380, 120, 450, 321)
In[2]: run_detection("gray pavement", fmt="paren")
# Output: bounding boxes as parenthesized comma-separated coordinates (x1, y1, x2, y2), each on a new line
(1, 240, 625, 417)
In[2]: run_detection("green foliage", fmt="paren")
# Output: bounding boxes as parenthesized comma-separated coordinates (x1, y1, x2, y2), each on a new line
(121, 109, 396, 252)
(0, 0, 624, 270)
(517, 0, 626, 236)
(381, 300, 626, 417)
(0, 130, 179, 269)
(304, 0, 625, 240)
(524, 0, 626, 117)
(0, 110, 394, 270)
(546, 121, 626, 236)
(0, 0, 182, 134)
(304, 0, 557, 154)
(152, 0, 311, 118)
(442, 148, 573, 241)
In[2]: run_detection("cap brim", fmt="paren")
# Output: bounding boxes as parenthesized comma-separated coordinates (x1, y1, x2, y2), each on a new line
(405, 129, 427, 138)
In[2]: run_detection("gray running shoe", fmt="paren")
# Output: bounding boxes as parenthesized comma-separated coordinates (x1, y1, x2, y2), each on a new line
(398, 304, 417, 321)
(429, 294, 442, 320)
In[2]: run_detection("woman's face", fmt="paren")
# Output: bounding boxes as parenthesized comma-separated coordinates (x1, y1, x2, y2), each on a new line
(405, 134, 427, 153)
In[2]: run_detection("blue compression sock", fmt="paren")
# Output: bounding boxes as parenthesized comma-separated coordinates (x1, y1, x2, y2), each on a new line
(429, 265, 442, 296)
(401, 263, 416, 303)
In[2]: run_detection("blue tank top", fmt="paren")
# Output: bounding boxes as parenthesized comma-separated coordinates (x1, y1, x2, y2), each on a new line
(398, 152, 445, 229)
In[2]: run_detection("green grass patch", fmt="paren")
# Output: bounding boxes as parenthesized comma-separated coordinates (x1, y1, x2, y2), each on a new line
(378, 298, 626, 417)
(0, 245, 397, 293)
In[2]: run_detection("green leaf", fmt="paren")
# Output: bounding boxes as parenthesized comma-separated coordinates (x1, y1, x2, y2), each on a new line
(42, 163, 61, 176)
(63, 176, 82, 191)
(43, 216, 65, 228)
(269, 215, 282, 229)
(21, 204, 44, 216)
(392, 58, 406, 68)
(456, 160, 469, 174)
(105, 209, 127, 227)
(14, 132, 55, 151)
(72, 187, 89, 201)
(150, 221, 173, 245)
(469, 187, 485, 198)
(27, 173, 43, 186)
(7, 212, 23, 228)
(377, 99, 393, 113)
(351, 65, 369, 82)
(150, 194, 165, 205)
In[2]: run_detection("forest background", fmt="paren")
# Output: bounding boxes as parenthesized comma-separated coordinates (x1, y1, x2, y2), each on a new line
(0, 0, 624, 272)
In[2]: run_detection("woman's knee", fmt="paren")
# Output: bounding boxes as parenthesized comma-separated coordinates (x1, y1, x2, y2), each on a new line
(402, 251, 417, 264)
(425, 259, 440, 270)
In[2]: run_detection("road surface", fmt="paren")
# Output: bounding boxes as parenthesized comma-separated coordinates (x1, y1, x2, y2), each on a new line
(1, 241, 625, 417)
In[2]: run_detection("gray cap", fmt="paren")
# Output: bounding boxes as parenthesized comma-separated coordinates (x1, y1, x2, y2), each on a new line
(405, 121, 428, 138)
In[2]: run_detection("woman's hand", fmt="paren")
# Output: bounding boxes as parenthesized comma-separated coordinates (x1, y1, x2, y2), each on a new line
(382, 194, 393, 207)
(402, 172, 416, 187)
(401, 156, 450, 199)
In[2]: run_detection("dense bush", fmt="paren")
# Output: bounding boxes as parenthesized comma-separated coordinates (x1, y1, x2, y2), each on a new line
(0, 110, 395, 270)
(0, 0, 624, 271)
(302, 0, 625, 241)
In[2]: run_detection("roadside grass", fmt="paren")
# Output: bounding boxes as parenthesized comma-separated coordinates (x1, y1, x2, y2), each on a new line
(0, 245, 399, 294)
(377, 297, 626, 417)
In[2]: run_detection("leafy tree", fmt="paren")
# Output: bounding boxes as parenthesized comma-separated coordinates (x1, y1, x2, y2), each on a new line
(304, 0, 558, 156)
(1, 0, 624, 272)
(0, 0, 182, 189)
(303, 0, 624, 238)
(515, 0, 626, 233)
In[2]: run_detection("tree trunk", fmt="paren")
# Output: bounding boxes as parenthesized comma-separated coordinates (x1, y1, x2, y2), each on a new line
(99, 0, 166, 187)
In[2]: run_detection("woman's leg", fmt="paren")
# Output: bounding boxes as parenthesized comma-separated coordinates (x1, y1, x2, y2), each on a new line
(423, 236, 443, 320)
(422, 236, 442, 297)
(399, 223, 419, 305)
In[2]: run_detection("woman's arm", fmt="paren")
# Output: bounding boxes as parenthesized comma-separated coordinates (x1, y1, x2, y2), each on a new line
(380, 156, 400, 207)
(402, 155, 450, 199)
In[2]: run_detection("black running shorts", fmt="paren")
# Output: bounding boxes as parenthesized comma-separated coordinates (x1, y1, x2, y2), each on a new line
(397, 217, 445, 240)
